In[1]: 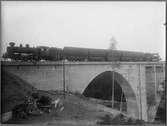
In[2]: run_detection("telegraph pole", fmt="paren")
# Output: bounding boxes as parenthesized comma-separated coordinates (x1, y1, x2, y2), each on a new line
(63, 59, 66, 99)
(112, 72, 115, 108)
(120, 90, 123, 112)
(138, 64, 142, 120)
(154, 65, 157, 104)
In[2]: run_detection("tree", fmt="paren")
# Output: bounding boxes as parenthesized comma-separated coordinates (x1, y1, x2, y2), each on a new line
(108, 36, 118, 50)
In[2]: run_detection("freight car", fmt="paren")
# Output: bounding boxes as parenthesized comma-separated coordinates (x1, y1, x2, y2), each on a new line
(3, 42, 160, 62)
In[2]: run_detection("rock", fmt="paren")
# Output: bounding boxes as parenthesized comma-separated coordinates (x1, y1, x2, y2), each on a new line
(111, 113, 128, 124)
(52, 98, 64, 112)
(52, 98, 60, 108)
(2, 111, 12, 123)
(97, 114, 113, 125)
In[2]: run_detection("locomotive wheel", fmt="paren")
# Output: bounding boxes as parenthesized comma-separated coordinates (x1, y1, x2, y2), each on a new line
(77, 57, 81, 61)
(67, 56, 71, 61)
(69, 56, 75, 61)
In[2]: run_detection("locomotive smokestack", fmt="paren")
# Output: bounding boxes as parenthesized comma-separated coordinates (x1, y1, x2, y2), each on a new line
(9, 42, 15, 47)
(25, 44, 30, 48)
(19, 44, 23, 47)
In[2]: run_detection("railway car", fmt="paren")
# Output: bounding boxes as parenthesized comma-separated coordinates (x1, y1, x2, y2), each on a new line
(88, 48, 107, 61)
(63, 47, 89, 61)
(48, 47, 63, 61)
(63, 47, 108, 61)
(144, 53, 160, 61)
(119, 50, 146, 61)
(107, 50, 122, 61)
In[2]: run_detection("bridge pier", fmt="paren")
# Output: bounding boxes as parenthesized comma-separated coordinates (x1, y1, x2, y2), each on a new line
(138, 64, 147, 121)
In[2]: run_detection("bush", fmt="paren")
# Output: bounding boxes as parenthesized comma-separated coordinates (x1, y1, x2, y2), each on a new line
(147, 93, 156, 105)
(97, 113, 144, 125)
(32, 92, 40, 99)
(73, 91, 85, 99)
(135, 119, 145, 124)
(97, 114, 112, 125)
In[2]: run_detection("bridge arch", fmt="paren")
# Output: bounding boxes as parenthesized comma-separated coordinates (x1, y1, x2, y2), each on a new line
(83, 71, 139, 118)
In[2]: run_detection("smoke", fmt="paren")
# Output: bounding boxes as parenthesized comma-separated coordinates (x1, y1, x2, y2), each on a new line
(108, 36, 118, 50)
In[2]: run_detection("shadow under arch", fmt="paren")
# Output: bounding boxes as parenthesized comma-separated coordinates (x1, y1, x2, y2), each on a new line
(154, 80, 166, 123)
(83, 71, 139, 118)
(154, 94, 166, 123)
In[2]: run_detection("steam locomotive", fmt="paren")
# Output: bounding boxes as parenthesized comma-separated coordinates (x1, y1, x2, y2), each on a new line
(3, 42, 160, 62)
(3, 42, 63, 61)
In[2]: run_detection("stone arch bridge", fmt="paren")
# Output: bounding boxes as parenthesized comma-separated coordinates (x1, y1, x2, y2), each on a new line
(2, 61, 165, 122)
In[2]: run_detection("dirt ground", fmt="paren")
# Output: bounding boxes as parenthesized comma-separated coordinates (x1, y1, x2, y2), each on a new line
(5, 91, 121, 125)
(4, 92, 165, 125)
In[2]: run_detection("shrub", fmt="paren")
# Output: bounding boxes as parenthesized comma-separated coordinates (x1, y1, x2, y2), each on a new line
(97, 114, 112, 125)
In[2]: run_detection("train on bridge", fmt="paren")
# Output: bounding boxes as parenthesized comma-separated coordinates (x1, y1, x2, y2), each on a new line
(3, 42, 160, 62)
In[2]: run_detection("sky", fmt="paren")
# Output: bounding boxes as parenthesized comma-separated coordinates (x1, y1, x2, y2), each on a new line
(1, 1, 166, 60)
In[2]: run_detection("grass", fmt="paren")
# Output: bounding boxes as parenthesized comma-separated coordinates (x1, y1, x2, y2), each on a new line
(97, 114, 145, 125)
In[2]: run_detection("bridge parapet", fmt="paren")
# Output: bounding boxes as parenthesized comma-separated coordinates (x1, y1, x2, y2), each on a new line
(1, 61, 165, 66)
